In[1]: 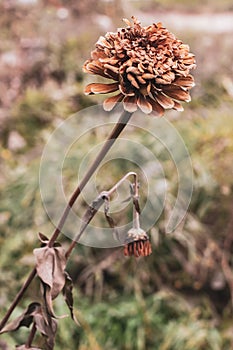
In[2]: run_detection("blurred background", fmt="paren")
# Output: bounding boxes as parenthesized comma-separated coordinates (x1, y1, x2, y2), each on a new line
(0, 0, 233, 349)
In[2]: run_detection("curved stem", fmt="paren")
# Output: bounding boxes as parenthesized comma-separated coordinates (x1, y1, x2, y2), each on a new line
(66, 171, 138, 259)
(0, 109, 133, 331)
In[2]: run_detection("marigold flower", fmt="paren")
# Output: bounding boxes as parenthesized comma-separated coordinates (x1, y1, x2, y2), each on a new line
(124, 227, 152, 257)
(83, 16, 196, 116)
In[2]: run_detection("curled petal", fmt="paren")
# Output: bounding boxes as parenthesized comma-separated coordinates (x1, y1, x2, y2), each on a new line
(104, 63, 119, 74)
(83, 62, 107, 78)
(162, 85, 191, 102)
(103, 93, 124, 111)
(126, 66, 141, 75)
(173, 75, 195, 89)
(84, 82, 119, 95)
(142, 73, 155, 79)
(127, 73, 140, 89)
(96, 36, 112, 48)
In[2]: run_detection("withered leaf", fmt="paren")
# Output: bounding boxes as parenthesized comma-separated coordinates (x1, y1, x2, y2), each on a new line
(129, 183, 141, 214)
(82, 194, 105, 227)
(33, 245, 67, 299)
(133, 196, 141, 215)
(0, 303, 41, 334)
(38, 232, 49, 244)
(34, 313, 57, 350)
(34, 244, 67, 320)
(104, 198, 120, 243)
(62, 272, 79, 325)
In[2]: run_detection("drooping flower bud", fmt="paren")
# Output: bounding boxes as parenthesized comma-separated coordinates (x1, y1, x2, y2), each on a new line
(124, 227, 152, 257)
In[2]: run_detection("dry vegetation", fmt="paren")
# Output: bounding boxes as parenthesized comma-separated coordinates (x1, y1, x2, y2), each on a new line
(0, 0, 233, 349)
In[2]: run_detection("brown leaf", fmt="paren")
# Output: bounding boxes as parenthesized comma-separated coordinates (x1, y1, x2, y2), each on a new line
(33, 245, 67, 299)
(104, 198, 120, 242)
(38, 232, 49, 244)
(38, 233, 61, 248)
(34, 313, 57, 350)
(34, 244, 67, 319)
(62, 272, 79, 325)
(133, 196, 141, 215)
(0, 303, 41, 334)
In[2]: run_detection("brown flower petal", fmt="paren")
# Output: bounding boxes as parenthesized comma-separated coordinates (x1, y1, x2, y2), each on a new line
(85, 82, 119, 95)
(123, 96, 138, 112)
(148, 97, 164, 117)
(142, 73, 155, 80)
(154, 92, 175, 109)
(103, 93, 124, 111)
(173, 101, 184, 111)
(173, 75, 195, 89)
(137, 95, 152, 114)
(127, 73, 140, 89)
(163, 85, 191, 102)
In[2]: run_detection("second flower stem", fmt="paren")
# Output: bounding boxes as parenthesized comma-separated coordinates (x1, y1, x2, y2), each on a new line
(0, 109, 133, 331)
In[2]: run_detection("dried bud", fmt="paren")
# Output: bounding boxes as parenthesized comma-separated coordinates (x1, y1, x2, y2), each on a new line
(83, 16, 196, 116)
(124, 227, 152, 257)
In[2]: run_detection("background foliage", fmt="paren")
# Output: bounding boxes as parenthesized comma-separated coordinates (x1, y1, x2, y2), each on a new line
(0, 0, 233, 349)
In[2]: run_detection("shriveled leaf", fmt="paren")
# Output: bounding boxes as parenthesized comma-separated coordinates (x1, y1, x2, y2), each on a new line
(34, 313, 57, 350)
(130, 183, 141, 214)
(34, 244, 67, 320)
(38, 232, 49, 244)
(104, 197, 120, 242)
(133, 196, 141, 215)
(82, 194, 105, 227)
(62, 272, 79, 325)
(33, 245, 67, 299)
(41, 282, 56, 319)
(0, 303, 41, 334)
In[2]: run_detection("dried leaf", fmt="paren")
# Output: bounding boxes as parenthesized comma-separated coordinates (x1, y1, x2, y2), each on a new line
(104, 197, 120, 243)
(0, 303, 41, 334)
(34, 244, 67, 319)
(81, 194, 105, 229)
(34, 313, 57, 350)
(129, 183, 141, 214)
(62, 272, 79, 325)
(133, 196, 141, 215)
(38, 232, 49, 244)
(33, 245, 67, 299)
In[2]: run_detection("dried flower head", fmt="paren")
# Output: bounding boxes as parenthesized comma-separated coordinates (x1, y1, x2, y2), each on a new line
(124, 227, 152, 257)
(83, 16, 196, 116)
